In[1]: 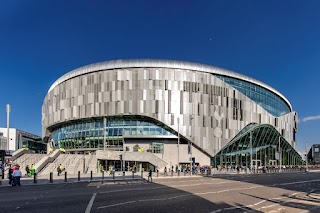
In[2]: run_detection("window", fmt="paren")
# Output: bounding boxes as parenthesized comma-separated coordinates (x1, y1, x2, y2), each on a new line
(151, 142, 164, 153)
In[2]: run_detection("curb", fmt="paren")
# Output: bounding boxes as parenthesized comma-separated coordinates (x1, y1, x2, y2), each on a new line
(0, 177, 145, 188)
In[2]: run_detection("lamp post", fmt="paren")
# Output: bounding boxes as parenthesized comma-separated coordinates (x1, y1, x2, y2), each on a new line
(190, 116, 194, 175)
(250, 131, 253, 173)
(279, 136, 282, 172)
(6, 104, 10, 151)
(103, 117, 106, 151)
(177, 117, 180, 171)
(305, 141, 308, 172)
(250, 103, 253, 172)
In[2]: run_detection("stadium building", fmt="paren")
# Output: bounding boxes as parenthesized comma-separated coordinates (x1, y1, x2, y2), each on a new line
(42, 59, 302, 171)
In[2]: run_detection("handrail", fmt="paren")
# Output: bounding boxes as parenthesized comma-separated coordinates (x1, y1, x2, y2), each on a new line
(85, 154, 94, 174)
(73, 155, 84, 174)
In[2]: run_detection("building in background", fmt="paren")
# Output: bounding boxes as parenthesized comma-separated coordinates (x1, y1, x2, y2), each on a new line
(307, 144, 320, 165)
(42, 59, 302, 171)
(0, 128, 46, 153)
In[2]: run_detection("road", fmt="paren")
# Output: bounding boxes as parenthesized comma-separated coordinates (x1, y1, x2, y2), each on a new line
(0, 172, 319, 213)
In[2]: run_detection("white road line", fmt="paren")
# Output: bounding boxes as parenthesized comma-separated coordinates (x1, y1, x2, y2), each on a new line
(167, 194, 190, 200)
(96, 186, 100, 189)
(139, 198, 167, 202)
(85, 193, 97, 213)
(275, 179, 320, 186)
(253, 200, 266, 206)
(100, 186, 166, 194)
(210, 209, 222, 213)
(195, 185, 263, 195)
(170, 181, 231, 188)
(98, 201, 136, 209)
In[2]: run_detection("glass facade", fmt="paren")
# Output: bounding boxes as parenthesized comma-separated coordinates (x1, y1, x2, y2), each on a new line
(51, 117, 174, 150)
(214, 124, 302, 167)
(22, 139, 46, 153)
(215, 75, 290, 117)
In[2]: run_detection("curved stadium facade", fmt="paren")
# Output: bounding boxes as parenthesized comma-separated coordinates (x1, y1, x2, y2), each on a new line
(42, 59, 302, 170)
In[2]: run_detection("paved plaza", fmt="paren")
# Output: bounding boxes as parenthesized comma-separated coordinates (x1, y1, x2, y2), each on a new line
(0, 171, 320, 213)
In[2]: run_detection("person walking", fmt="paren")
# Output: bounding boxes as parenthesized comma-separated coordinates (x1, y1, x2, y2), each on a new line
(30, 164, 35, 176)
(8, 166, 13, 185)
(57, 164, 64, 176)
(12, 165, 22, 186)
(148, 169, 152, 182)
(25, 165, 30, 176)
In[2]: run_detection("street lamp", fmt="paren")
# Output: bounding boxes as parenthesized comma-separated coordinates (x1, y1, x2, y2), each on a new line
(177, 117, 180, 171)
(249, 103, 253, 172)
(189, 116, 194, 175)
(305, 141, 308, 172)
(250, 131, 253, 172)
(6, 104, 10, 151)
(278, 136, 282, 172)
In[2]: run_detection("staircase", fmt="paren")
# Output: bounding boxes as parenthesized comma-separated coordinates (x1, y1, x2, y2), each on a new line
(12, 154, 47, 175)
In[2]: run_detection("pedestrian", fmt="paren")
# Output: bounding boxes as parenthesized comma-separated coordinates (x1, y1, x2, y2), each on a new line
(12, 165, 22, 186)
(25, 165, 30, 176)
(8, 166, 13, 185)
(30, 164, 35, 176)
(57, 164, 63, 176)
(148, 169, 152, 182)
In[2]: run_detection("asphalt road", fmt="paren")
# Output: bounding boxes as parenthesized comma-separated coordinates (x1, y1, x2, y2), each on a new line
(0, 172, 319, 213)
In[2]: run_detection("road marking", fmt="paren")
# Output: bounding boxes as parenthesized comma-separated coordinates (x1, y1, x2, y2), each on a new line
(170, 181, 231, 188)
(274, 179, 320, 186)
(210, 209, 222, 213)
(195, 185, 263, 195)
(96, 186, 100, 189)
(138, 193, 190, 202)
(98, 201, 136, 209)
(100, 186, 166, 194)
(85, 193, 97, 213)
(16, 207, 20, 209)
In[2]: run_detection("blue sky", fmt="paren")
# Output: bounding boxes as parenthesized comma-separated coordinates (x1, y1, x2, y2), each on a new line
(0, 1, 319, 154)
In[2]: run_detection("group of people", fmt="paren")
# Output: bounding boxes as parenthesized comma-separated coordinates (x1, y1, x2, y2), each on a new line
(8, 165, 22, 186)
(25, 164, 35, 176)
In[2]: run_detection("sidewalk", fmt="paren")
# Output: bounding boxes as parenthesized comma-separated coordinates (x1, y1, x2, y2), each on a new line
(0, 172, 145, 187)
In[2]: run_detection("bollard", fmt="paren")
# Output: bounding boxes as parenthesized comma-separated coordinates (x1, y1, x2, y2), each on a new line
(34, 173, 37, 184)
(132, 171, 134, 178)
(157, 170, 159, 177)
(141, 171, 143, 179)
(123, 171, 125, 179)
(50, 172, 53, 183)
(78, 171, 80, 181)
(178, 170, 180, 177)
(171, 170, 173, 177)
(90, 171, 93, 181)
(65, 172, 67, 182)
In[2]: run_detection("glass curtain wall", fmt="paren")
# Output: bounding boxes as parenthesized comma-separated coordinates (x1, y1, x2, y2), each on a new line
(214, 124, 303, 167)
(214, 75, 290, 116)
(50, 117, 174, 150)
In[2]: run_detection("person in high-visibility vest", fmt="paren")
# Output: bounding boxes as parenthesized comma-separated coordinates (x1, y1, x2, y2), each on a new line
(30, 164, 35, 176)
